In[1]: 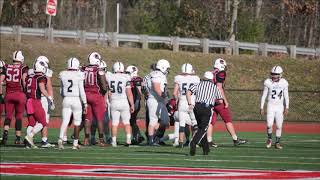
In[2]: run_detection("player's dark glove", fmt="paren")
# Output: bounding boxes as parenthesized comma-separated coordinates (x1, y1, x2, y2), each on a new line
(0, 94, 4, 104)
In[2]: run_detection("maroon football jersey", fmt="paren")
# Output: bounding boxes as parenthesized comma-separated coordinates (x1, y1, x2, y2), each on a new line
(82, 65, 101, 94)
(26, 74, 47, 99)
(3, 64, 28, 93)
(211, 69, 226, 84)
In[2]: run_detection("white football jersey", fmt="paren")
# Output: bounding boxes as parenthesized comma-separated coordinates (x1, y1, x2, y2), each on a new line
(260, 78, 289, 108)
(59, 70, 86, 99)
(174, 74, 200, 101)
(107, 73, 131, 100)
(28, 68, 53, 78)
(147, 70, 167, 99)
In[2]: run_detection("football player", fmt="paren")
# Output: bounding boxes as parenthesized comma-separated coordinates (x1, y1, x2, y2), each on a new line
(173, 63, 200, 147)
(82, 52, 108, 146)
(24, 61, 53, 148)
(28, 56, 55, 148)
(108, 62, 134, 147)
(0, 51, 28, 145)
(91, 60, 111, 145)
(145, 59, 170, 146)
(58, 58, 87, 150)
(207, 58, 247, 147)
(260, 66, 289, 149)
(142, 63, 157, 140)
(125, 65, 145, 145)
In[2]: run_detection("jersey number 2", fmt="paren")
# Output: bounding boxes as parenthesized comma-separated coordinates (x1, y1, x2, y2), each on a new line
(67, 80, 73, 92)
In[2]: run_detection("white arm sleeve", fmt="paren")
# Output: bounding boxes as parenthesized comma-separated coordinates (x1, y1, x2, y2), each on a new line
(260, 86, 268, 109)
(283, 85, 289, 109)
(79, 79, 87, 105)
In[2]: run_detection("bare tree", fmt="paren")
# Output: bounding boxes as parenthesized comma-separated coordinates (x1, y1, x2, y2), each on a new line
(255, 0, 263, 19)
(229, 0, 240, 41)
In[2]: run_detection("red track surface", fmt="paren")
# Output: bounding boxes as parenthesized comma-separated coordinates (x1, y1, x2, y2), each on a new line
(0, 118, 319, 134)
(1, 163, 320, 179)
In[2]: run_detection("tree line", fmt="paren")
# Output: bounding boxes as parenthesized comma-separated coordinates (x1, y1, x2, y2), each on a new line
(0, 0, 319, 48)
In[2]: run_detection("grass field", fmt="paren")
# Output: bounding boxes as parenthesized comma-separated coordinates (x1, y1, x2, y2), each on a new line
(1, 128, 320, 179)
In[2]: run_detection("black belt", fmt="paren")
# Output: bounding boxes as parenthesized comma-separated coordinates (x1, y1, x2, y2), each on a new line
(195, 102, 213, 108)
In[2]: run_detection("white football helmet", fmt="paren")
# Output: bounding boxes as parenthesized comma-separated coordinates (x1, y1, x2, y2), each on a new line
(99, 60, 107, 71)
(36, 56, 49, 68)
(13, 50, 24, 63)
(156, 59, 170, 74)
(181, 63, 194, 74)
(213, 58, 227, 71)
(33, 61, 46, 74)
(126, 65, 138, 77)
(67, 57, 80, 70)
(270, 65, 283, 82)
(88, 52, 101, 66)
(112, 62, 125, 73)
(0, 60, 5, 68)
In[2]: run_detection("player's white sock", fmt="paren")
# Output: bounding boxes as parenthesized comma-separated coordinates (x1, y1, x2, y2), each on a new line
(207, 136, 212, 143)
(59, 119, 70, 140)
(32, 123, 44, 135)
(42, 137, 48, 142)
(112, 136, 117, 144)
(63, 136, 68, 142)
(73, 139, 79, 146)
(267, 127, 273, 134)
(174, 121, 179, 138)
(126, 134, 131, 144)
(276, 128, 282, 137)
(232, 135, 238, 141)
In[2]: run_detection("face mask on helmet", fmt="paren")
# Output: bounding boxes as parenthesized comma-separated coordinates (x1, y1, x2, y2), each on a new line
(270, 66, 283, 82)
(126, 65, 138, 77)
(36, 56, 50, 69)
(213, 58, 227, 71)
(33, 61, 47, 74)
(156, 59, 170, 74)
(88, 52, 101, 66)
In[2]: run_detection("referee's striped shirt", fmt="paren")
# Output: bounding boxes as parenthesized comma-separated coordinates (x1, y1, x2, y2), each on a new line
(189, 79, 223, 106)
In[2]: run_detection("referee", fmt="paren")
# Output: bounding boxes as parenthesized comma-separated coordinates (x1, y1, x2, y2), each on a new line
(187, 71, 223, 156)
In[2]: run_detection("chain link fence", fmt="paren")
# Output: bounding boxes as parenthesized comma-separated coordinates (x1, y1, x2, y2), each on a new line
(50, 86, 319, 122)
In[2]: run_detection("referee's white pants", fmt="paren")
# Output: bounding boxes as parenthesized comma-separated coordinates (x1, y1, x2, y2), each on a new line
(266, 104, 284, 137)
(41, 96, 50, 123)
(146, 97, 169, 126)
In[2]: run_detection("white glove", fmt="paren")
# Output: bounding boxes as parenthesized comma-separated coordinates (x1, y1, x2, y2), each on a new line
(48, 96, 55, 111)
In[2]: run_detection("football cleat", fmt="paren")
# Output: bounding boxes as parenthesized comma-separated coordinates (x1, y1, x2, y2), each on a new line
(111, 141, 117, 147)
(183, 140, 190, 147)
(14, 139, 22, 145)
(72, 144, 81, 150)
(83, 138, 90, 146)
(266, 139, 272, 149)
(189, 141, 196, 156)
(41, 141, 55, 148)
(58, 139, 64, 150)
(90, 137, 97, 145)
(25, 135, 37, 149)
(176, 143, 184, 148)
(234, 138, 248, 146)
(98, 139, 108, 147)
(275, 143, 283, 149)
(208, 141, 218, 148)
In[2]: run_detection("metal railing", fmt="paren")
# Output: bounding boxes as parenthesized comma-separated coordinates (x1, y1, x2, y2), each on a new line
(1, 26, 319, 59)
